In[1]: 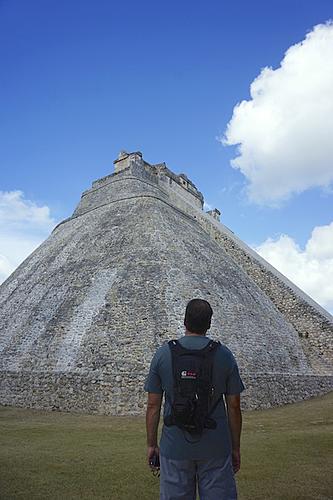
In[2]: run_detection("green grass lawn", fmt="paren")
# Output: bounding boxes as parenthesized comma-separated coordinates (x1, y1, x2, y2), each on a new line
(0, 392, 332, 500)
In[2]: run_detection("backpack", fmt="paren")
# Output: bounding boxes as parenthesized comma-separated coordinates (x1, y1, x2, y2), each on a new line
(164, 339, 222, 436)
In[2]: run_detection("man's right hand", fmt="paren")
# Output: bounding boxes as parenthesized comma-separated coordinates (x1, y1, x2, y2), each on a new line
(232, 448, 241, 474)
(147, 445, 160, 470)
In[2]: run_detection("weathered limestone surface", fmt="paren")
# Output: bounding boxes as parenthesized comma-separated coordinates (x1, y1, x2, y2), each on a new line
(0, 151, 332, 414)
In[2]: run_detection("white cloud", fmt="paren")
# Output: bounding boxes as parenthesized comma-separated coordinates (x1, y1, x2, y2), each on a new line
(254, 221, 333, 313)
(0, 191, 56, 284)
(0, 190, 53, 228)
(0, 254, 13, 283)
(204, 201, 213, 211)
(222, 21, 333, 204)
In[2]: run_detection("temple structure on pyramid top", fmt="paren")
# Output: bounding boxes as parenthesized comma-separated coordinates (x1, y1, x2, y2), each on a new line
(0, 151, 332, 415)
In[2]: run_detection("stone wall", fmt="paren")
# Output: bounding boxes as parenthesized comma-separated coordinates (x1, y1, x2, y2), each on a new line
(155, 165, 204, 210)
(0, 370, 331, 415)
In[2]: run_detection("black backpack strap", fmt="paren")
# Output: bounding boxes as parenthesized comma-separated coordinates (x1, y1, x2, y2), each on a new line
(168, 339, 182, 384)
(204, 341, 223, 427)
(195, 340, 220, 390)
(168, 339, 220, 368)
(168, 339, 220, 354)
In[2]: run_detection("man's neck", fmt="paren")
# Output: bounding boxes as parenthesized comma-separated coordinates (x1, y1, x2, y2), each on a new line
(184, 329, 206, 337)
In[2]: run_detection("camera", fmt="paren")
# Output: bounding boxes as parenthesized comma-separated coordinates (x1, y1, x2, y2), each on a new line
(150, 453, 160, 468)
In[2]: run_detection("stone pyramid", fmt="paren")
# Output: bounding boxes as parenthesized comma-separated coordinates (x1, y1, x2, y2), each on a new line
(0, 151, 332, 414)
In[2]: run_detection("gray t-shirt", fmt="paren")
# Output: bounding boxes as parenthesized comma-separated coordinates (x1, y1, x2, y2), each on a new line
(144, 335, 245, 460)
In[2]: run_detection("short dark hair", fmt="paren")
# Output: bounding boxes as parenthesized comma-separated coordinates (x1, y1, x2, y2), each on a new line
(184, 299, 213, 335)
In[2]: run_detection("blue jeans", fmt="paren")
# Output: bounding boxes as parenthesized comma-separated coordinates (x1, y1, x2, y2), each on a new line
(160, 454, 237, 500)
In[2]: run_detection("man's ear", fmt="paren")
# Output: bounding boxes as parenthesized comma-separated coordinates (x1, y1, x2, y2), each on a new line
(207, 320, 211, 330)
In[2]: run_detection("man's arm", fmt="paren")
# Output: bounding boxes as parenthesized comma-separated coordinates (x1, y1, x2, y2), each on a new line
(226, 394, 242, 474)
(146, 392, 163, 467)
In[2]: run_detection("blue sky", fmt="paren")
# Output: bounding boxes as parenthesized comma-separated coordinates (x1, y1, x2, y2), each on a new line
(0, 0, 332, 313)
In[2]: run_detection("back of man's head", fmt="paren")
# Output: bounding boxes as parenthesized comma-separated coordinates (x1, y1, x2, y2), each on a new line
(184, 299, 213, 335)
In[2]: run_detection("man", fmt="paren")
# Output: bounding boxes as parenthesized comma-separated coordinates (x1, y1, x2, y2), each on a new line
(145, 298, 244, 500)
